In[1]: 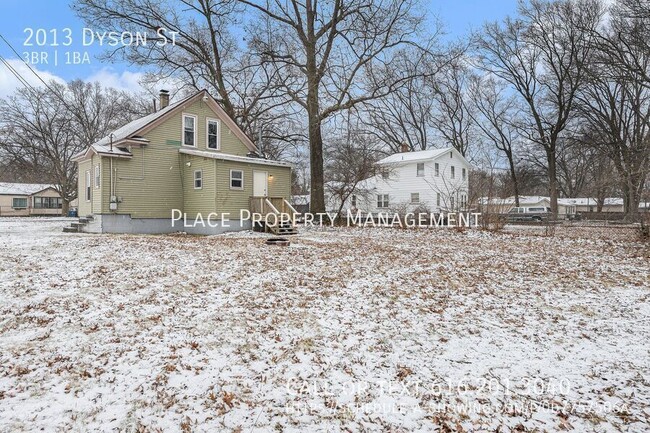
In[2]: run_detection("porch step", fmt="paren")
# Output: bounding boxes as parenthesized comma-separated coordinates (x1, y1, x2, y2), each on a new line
(271, 223, 298, 235)
(63, 216, 92, 233)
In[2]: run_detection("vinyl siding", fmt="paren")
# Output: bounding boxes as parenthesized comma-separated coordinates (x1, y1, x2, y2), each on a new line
(78, 160, 92, 216)
(107, 98, 251, 218)
(181, 154, 217, 217)
(214, 160, 291, 218)
(83, 97, 290, 219)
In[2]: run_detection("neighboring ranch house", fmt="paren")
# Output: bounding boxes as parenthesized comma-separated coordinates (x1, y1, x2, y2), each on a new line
(336, 148, 471, 214)
(478, 196, 580, 218)
(557, 197, 624, 213)
(0, 183, 63, 216)
(71, 90, 293, 234)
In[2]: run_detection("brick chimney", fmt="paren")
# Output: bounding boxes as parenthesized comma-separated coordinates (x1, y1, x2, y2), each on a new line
(400, 141, 410, 153)
(159, 89, 170, 110)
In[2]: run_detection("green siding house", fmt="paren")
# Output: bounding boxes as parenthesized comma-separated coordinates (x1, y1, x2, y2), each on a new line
(71, 90, 293, 234)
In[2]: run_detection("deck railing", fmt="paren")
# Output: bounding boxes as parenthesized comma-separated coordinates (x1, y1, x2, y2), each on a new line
(249, 196, 298, 225)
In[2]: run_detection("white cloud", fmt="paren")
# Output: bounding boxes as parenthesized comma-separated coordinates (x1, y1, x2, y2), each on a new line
(0, 59, 66, 98)
(0, 60, 185, 101)
(85, 68, 146, 93)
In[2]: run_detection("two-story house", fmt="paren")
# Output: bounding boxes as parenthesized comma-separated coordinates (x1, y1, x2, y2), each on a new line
(345, 147, 471, 214)
(70, 89, 293, 234)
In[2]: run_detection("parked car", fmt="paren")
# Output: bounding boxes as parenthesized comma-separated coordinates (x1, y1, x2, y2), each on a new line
(505, 206, 551, 222)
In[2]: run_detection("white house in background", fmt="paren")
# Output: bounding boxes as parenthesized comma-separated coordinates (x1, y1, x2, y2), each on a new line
(332, 147, 471, 214)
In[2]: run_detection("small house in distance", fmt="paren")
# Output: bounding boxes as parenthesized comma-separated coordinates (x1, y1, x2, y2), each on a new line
(0, 183, 63, 216)
(71, 89, 293, 234)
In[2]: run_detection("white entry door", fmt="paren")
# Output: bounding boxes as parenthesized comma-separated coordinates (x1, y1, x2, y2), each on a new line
(253, 170, 268, 197)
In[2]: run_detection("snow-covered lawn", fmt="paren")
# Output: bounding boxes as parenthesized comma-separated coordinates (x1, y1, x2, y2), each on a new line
(0, 218, 649, 432)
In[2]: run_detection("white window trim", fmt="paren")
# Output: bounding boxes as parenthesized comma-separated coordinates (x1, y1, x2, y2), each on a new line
(416, 163, 424, 177)
(434, 163, 440, 177)
(94, 164, 101, 188)
(411, 193, 420, 204)
(206, 117, 221, 150)
(182, 113, 198, 147)
(230, 169, 244, 190)
(377, 194, 389, 208)
(450, 166, 455, 179)
(85, 170, 91, 202)
(194, 169, 203, 190)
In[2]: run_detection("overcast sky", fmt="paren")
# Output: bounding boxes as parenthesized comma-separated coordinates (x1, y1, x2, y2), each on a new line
(0, 0, 519, 98)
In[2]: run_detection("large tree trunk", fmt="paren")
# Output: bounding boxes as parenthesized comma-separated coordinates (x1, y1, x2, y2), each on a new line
(506, 151, 520, 207)
(307, 86, 325, 214)
(547, 150, 559, 218)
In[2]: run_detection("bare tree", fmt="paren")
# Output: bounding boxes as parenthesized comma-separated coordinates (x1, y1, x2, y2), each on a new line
(74, 0, 297, 155)
(360, 51, 436, 153)
(325, 128, 381, 220)
(470, 75, 523, 206)
(241, 0, 434, 213)
(0, 81, 148, 212)
(429, 55, 476, 157)
(476, 0, 604, 216)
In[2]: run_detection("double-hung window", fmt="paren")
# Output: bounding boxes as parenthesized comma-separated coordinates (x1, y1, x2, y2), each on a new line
(377, 194, 389, 208)
(182, 114, 196, 147)
(230, 170, 243, 189)
(435, 163, 440, 177)
(450, 166, 455, 179)
(207, 118, 220, 150)
(411, 193, 420, 204)
(462, 168, 466, 181)
(416, 163, 424, 177)
(194, 170, 203, 189)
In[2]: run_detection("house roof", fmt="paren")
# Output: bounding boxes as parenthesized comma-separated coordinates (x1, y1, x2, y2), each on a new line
(377, 148, 456, 165)
(557, 197, 624, 206)
(73, 90, 258, 161)
(179, 148, 293, 168)
(0, 182, 56, 196)
(479, 196, 550, 206)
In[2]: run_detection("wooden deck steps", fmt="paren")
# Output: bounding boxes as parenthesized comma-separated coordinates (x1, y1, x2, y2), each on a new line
(250, 196, 299, 235)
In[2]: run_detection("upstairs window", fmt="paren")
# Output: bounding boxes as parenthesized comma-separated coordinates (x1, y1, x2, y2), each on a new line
(435, 163, 439, 177)
(182, 114, 196, 147)
(411, 193, 420, 204)
(416, 163, 424, 177)
(194, 170, 203, 189)
(451, 166, 455, 179)
(12, 197, 27, 209)
(436, 192, 441, 206)
(207, 118, 220, 150)
(377, 194, 389, 208)
(230, 170, 243, 189)
(351, 195, 357, 207)
(462, 168, 466, 181)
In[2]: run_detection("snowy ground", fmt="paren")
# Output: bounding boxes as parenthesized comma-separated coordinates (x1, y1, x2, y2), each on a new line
(0, 218, 649, 432)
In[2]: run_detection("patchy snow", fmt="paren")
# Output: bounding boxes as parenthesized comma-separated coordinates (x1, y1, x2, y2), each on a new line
(0, 218, 649, 432)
